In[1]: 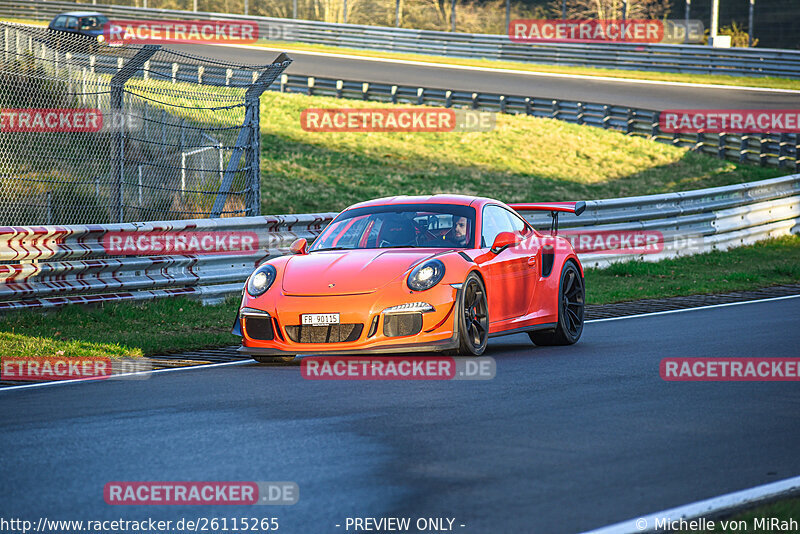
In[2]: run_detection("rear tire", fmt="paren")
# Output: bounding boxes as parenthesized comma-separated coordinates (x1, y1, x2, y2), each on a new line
(452, 273, 489, 356)
(529, 261, 584, 346)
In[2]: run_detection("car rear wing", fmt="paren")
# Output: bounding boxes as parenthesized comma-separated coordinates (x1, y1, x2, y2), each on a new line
(508, 201, 586, 235)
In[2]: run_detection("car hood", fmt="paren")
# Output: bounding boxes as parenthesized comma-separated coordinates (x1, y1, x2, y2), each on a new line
(281, 249, 441, 296)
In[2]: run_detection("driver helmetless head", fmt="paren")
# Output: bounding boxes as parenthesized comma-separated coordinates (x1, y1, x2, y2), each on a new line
(452, 216, 468, 245)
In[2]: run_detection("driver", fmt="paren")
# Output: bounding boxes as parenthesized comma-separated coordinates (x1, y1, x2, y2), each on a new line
(443, 216, 469, 247)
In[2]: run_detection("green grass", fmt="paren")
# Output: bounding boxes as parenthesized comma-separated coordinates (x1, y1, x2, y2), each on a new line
(1, 236, 797, 358)
(681, 496, 800, 533)
(7, 17, 797, 91)
(258, 91, 783, 214)
(585, 235, 800, 304)
(0, 297, 241, 359)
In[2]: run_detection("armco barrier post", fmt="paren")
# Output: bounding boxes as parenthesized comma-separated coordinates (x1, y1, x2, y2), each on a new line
(211, 53, 292, 218)
(109, 45, 159, 223)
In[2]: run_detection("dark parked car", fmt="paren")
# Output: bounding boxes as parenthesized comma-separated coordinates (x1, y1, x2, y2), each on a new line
(47, 12, 111, 49)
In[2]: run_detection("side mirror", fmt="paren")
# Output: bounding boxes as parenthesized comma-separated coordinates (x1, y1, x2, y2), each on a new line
(490, 232, 521, 254)
(289, 238, 308, 255)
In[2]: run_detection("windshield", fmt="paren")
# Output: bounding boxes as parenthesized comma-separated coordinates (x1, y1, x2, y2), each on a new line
(79, 15, 108, 30)
(310, 203, 476, 251)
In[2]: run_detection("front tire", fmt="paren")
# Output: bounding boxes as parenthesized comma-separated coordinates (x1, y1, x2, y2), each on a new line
(529, 261, 584, 346)
(453, 273, 489, 356)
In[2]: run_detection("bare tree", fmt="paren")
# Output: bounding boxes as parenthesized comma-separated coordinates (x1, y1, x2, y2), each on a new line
(548, 0, 671, 19)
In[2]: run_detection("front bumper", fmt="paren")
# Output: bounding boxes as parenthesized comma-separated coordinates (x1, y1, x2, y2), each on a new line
(235, 283, 461, 356)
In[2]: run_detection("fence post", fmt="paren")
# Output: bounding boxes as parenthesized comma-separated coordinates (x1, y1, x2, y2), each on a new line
(718, 132, 727, 159)
(694, 132, 704, 152)
(110, 45, 159, 223)
(602, 105, 609, 129)
(778, 133, 787, 169)
(247, 97, 261, 216)
(211, 53, 292, 218)
(739, 135, 748, 164)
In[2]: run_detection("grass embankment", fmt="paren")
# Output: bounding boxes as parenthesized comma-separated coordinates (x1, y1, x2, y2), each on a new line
(1, 236, 797, 358)
(3, 17, 799, 91)
(257, 91, 783, 214)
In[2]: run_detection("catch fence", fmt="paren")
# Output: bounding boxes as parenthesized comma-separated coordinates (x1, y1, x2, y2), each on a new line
(0, 21, 291, 225)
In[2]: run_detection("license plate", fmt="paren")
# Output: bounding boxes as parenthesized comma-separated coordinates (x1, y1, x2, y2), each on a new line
(301, 313, 340, 326)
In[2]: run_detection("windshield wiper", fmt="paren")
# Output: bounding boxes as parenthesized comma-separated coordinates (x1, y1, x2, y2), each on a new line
(311, 247, 349, 252)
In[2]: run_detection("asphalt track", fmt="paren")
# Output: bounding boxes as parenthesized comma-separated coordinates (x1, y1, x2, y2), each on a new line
(168, 42, 800, 110)
(2, 296, 800, 533)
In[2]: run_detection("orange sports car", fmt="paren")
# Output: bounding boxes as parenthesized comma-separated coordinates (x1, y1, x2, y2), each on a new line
(233, 195, 586, 361)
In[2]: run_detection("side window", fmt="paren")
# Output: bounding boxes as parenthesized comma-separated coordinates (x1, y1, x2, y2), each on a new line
(52, 16, 67, 30)
(501, 208, 531, 236)
(64, 17, 78, 31)
(481, 205, 516, 248)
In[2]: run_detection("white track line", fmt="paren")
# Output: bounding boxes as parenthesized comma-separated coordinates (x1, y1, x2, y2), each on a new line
(1, 293, 797, 393)
(581, 474, 800, 533)
(206, 41, 800, 94)
(586, 293, 800, 324)
(0, 359, 252, 393)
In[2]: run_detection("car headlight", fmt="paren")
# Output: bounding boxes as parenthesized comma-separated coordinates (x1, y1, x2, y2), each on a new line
(96, 34, 105, 42)
(407, 259, 445, 291)
(246, 264, 277, 297)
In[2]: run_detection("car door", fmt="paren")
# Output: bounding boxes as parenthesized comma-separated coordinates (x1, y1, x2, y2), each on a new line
(49, 16, 68, 32)
(475, 204, 536, 323)
(64, 16, 79, 35)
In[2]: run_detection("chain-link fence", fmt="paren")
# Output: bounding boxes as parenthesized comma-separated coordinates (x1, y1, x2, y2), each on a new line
(0, 22, 290, 225)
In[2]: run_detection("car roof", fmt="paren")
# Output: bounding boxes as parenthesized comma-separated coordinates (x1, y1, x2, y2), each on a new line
(58, 12, 106, 17)
(348, 194, 497, 210)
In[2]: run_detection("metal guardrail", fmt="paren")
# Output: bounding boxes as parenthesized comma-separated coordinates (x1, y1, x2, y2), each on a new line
(276, 74, 800, 170)
(0, 213, 336, 310)
(1, 175, 798, 311)
(3, 0, 800, 78)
